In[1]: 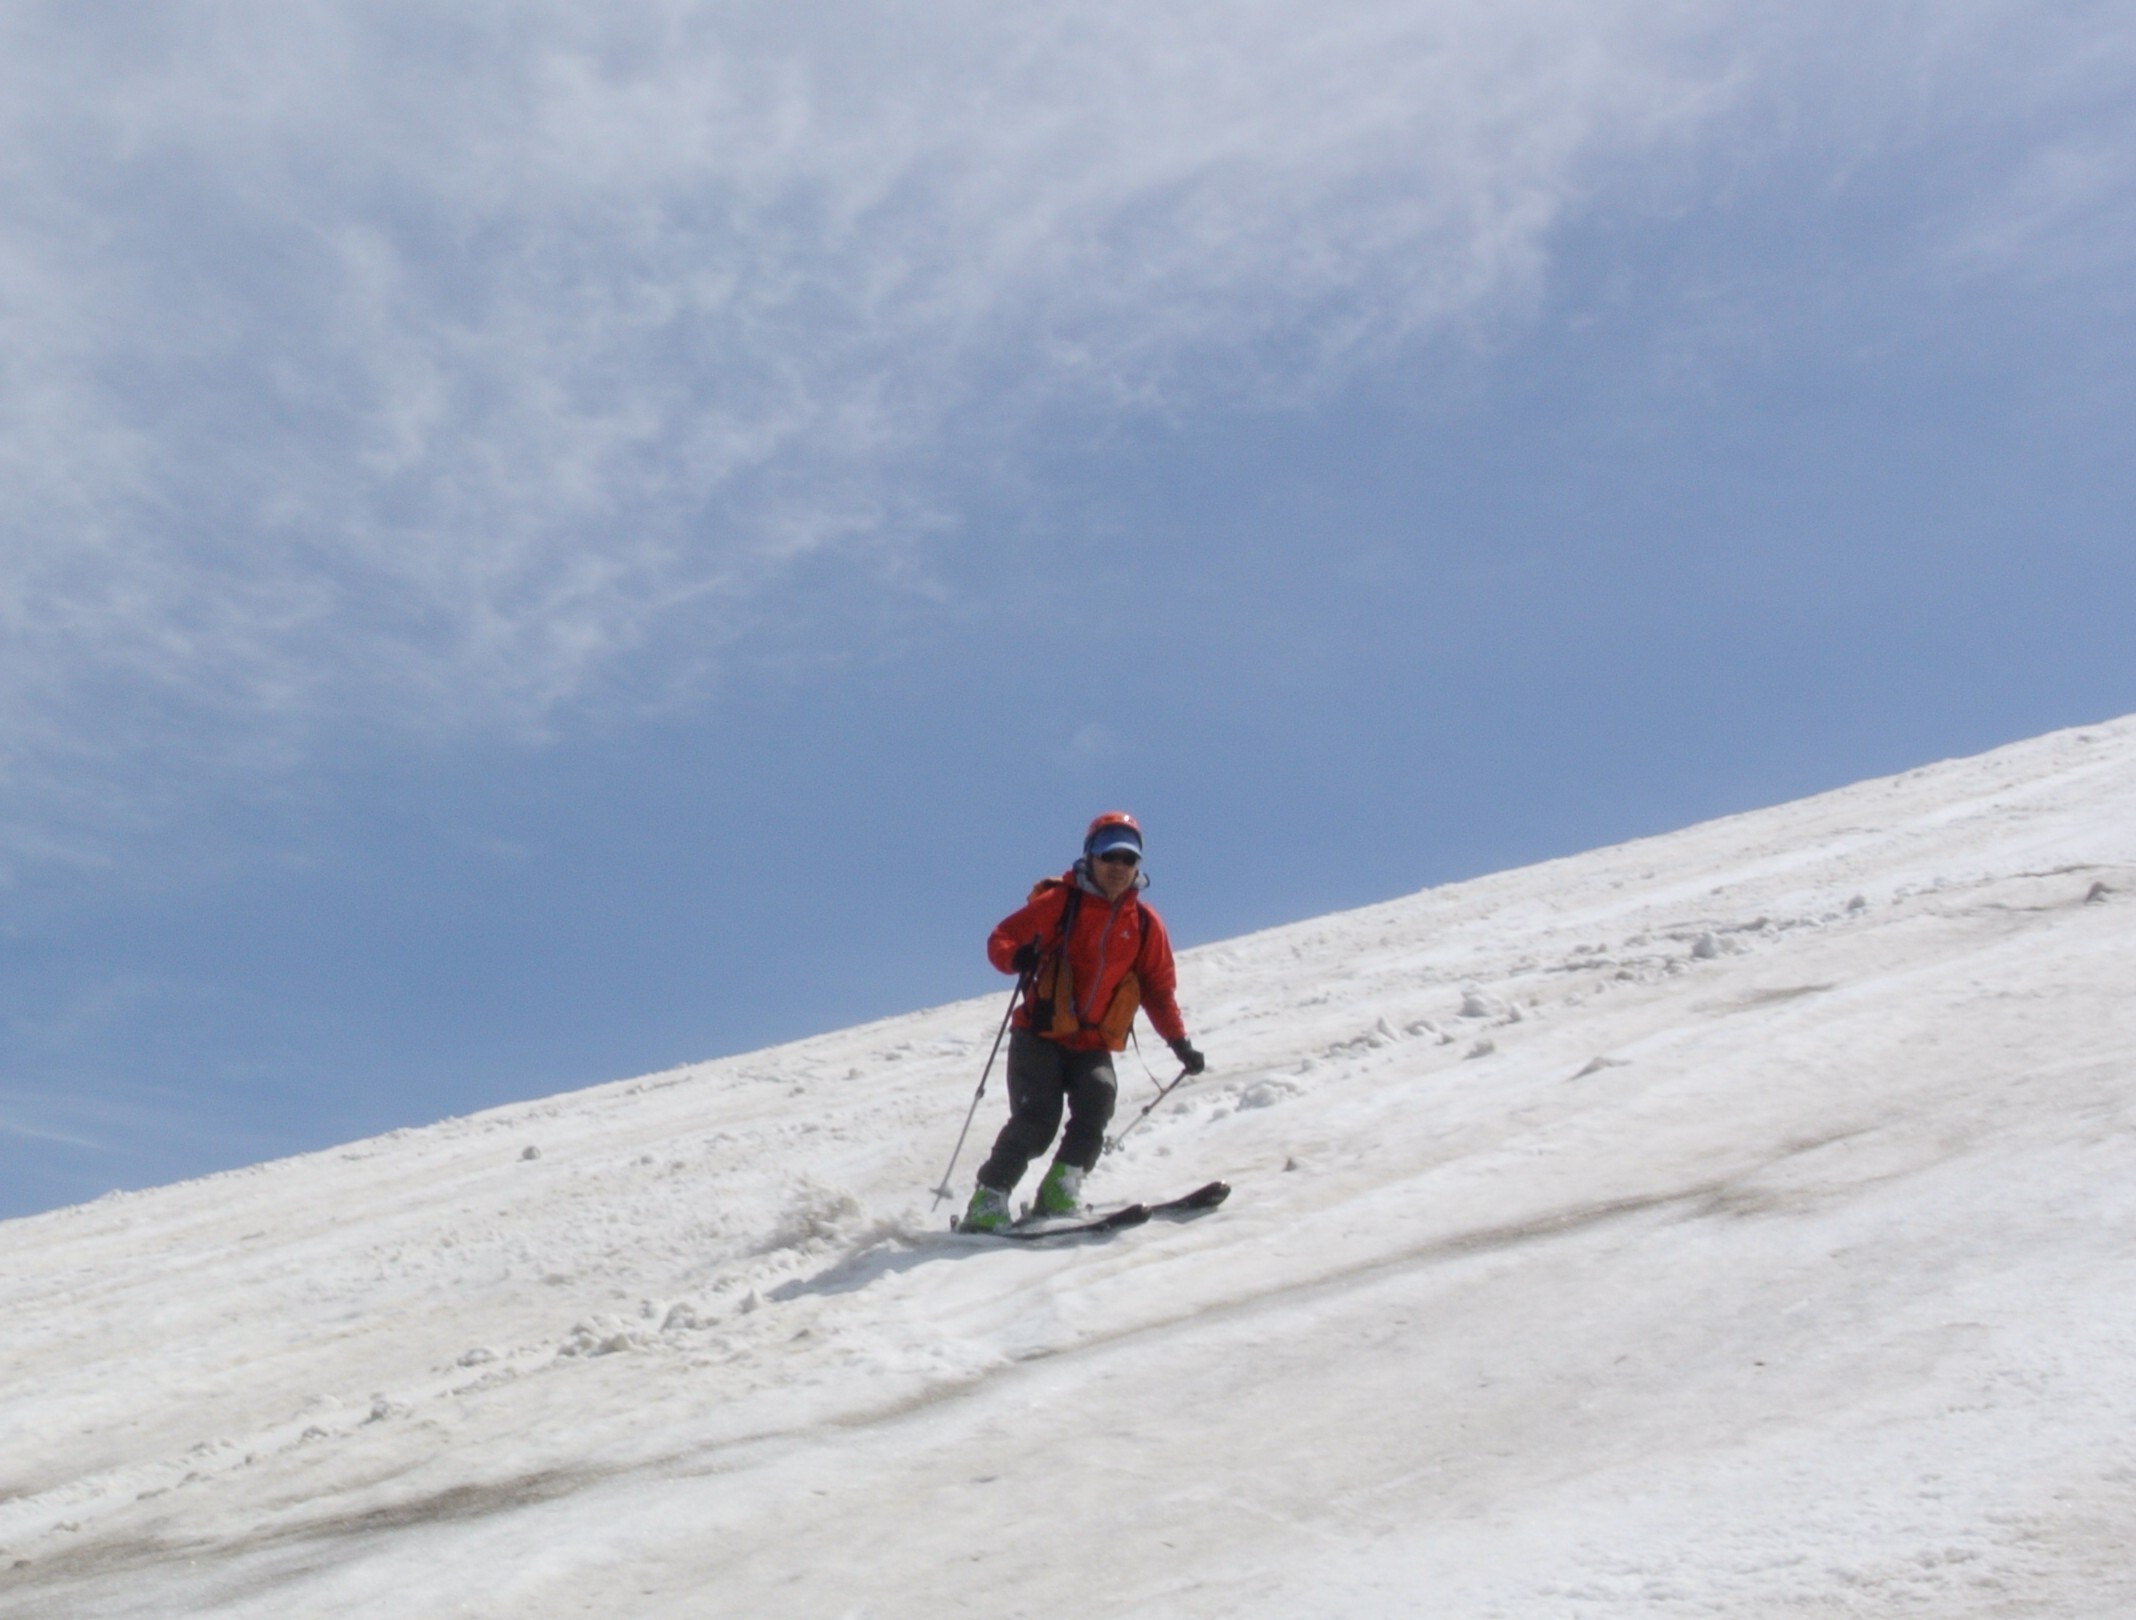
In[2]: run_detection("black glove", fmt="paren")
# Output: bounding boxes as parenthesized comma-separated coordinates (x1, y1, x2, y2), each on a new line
(1010, 940, 1041, 976)
(1169, 1037, 1206, 1077)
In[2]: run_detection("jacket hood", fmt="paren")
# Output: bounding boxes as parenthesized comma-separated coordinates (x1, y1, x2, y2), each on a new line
(1072, 857, 1150, 898)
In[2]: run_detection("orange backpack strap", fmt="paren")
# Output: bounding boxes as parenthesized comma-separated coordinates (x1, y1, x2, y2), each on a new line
(1092, 899, 1151, 1048)
(1096, 971, 1142, 1049)
(1021, 880, 1083, 1039)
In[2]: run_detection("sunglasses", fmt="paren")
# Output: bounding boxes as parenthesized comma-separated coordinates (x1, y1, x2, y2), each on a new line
(1095, 849, 1141, 867)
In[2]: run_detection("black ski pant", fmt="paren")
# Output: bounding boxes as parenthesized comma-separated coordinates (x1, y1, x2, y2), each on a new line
(975, 1029, 1117, 1193)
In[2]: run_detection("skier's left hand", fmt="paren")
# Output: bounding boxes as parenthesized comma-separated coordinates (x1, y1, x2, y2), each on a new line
(1169, 1037, 1206, 1077)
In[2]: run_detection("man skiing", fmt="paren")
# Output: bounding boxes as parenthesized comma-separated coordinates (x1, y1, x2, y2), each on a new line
(961, 811, 1206, 1233)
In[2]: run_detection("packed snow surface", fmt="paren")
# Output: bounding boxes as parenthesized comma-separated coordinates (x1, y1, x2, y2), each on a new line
(5, 718, 2136, 1618)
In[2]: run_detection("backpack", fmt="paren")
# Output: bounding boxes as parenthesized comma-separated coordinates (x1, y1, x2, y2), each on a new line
(1022, 877, 1147, 1050)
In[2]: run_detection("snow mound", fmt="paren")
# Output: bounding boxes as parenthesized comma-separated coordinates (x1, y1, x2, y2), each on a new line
(754, 1178, 873, 1253)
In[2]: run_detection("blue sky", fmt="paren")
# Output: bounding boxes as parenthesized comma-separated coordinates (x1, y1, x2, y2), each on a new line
(4, 1, 2133, 1218)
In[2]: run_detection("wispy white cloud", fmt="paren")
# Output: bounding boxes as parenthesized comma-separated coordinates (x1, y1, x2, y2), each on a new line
(0, 0, 2123, 864)
(1946, 129, 2136, 288)
(0, 1105, 102, 1152)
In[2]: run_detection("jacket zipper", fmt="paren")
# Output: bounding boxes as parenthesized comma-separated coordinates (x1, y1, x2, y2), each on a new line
(1078, 893, 1130, 1023)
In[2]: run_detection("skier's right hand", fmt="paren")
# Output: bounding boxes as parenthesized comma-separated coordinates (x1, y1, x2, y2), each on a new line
(1010, 940, 1041, 976)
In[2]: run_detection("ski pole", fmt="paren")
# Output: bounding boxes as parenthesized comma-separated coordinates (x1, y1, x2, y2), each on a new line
(930, 972, 1028, 1208)
(1103, 1064, 1194, 1157)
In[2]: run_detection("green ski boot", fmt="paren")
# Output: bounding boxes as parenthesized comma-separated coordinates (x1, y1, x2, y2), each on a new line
(1034, 1161, 1086, 1217)
(961, 1185, 1012, 1233)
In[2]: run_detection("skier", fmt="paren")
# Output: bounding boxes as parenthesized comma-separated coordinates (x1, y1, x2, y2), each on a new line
(961, 811, 1206, 1233)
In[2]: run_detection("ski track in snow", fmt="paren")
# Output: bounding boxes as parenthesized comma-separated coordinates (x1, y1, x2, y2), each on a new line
(3, 717, 2135, 1617)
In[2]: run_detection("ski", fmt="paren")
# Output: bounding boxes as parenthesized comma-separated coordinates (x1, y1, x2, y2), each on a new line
(1150, 1179, 1230, 1216)
(969, 1201, 1154, 1241)
(955, 1181, 1230, 1240)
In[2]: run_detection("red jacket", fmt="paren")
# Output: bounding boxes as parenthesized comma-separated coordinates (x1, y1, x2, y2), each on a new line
(988, 866, 1187, 1052)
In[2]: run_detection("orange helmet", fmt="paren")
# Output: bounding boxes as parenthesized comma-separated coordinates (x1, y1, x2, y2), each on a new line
(1083, 811, 1143, 858)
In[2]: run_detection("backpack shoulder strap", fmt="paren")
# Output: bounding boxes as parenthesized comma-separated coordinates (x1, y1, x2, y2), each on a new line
(1027, 876, 1081, 943)
(1020, 876, 1086, 1040)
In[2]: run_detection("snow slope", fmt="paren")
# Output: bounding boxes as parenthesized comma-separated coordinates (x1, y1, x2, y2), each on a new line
(4, 717, 2135, 1618)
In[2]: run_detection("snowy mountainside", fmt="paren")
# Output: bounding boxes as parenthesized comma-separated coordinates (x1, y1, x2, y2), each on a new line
(3, 716, 2135, 1617)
